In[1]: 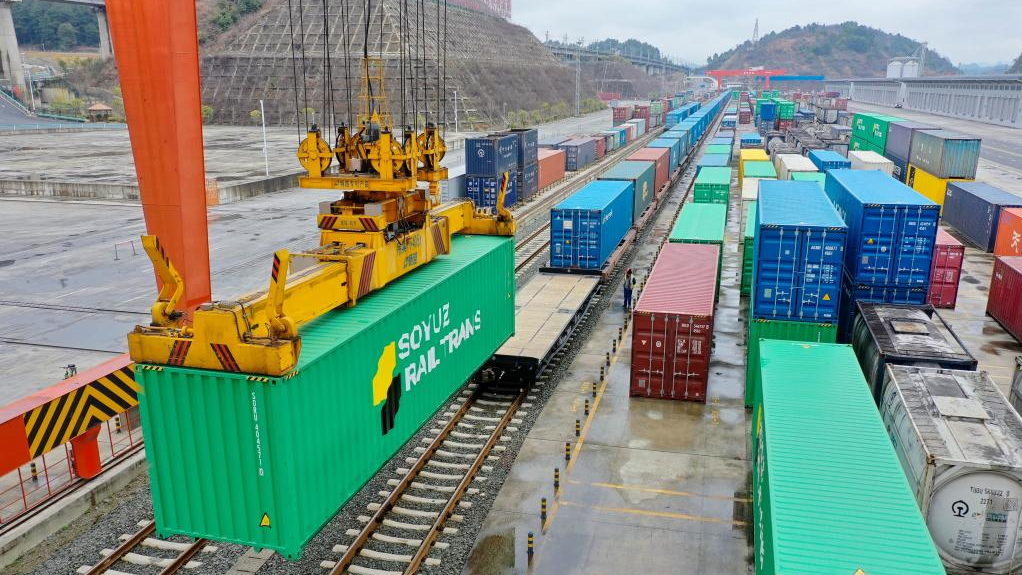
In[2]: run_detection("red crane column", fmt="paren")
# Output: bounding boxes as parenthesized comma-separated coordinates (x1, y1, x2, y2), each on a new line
(106, 0, 212, 312)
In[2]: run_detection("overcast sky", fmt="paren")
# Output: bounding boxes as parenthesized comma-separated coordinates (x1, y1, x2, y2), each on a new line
(511, 0, 1022, 66)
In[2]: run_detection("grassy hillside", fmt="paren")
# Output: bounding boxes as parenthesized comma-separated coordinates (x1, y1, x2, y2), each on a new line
(705, 22, 958, 78)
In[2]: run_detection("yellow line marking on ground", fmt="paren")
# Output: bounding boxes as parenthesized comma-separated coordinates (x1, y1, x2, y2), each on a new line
(576, 481, 751, 503)
(559, 500, 747, 527)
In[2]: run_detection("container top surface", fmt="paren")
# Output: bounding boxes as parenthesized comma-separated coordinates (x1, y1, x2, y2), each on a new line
(808, 149, 849, 164)
(936, 228, 963, 248)
(628, 147, 669, 162)
(948, 181, 1022, 206)
(777, 154, 817, 171)
(860, 304, 975, 364)
(740, 149, 769, 161)
(554, 180, 631, 211)
(997, 256, 1022, 274)
(537, 148, 565, 160)
(758, 341, 945, 575)
(828, 169, 938, 207)
(468, 133, 515, 144)
(710, 137, 733, 144)
(561, 138, 595, 147)
(698, 154, 730, 167)
(791, 172, 825, 182)
(740, 133, 763, 142)
(600, 160, 654, 180)
(849, 150, 889, 163)
(885, 366, 1022, 468)
(634, 243, 719, 316)
(695, 166, 732, 185)
(648, 139, 680, 150)
(298, 235, 509, 370)
(890, 120, 939, 131)
(744, 201, 757, 239)
(914, 128, 980, 143)
(670, 203, 727, 242)
(743, 161, 777, 178)
(759, 181, 846, 228)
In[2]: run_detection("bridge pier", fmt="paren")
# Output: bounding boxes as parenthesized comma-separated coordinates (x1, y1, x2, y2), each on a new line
(0, 0, 28, 101)
(95, 7, 112, 59)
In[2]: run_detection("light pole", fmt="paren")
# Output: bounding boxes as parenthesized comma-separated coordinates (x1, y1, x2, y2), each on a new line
(575, 37, 583, 117)
(259, 99, 269, 177)
(453, 90, 459, 132)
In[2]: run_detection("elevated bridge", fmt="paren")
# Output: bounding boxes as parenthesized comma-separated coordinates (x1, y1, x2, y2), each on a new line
(545, 42, 687, 76)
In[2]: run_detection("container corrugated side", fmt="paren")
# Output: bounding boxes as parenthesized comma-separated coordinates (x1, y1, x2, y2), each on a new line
(744, 319, 836, 408)
(839, 274, 929, 341)
(808, 149, 852, 172)
(647, 138, 681, 171)
(995, 208, 1022, 257)
(466, 173, 518, 208)
(550, 180, 634, 270)
(753, 341, 945, 575)
(774, 154, 817, 180)
(536, 149, 565, 190)
(790, 171, 825, 187)
(693, 167, 732, 204)
(628, 147, 670, 192)
(906, 164, 972, 214)
(741, 201, 757, 296)
(885, 121, 938, 162)
(850, 303, 977, 401)
(824, 169, 939, 286)
(753, 181, 847, 322)
(630, 243, 718, 402)
(849, 150, 894, 175)
(942, 181, 1022, 252)
(929, 229, 965, 309)
(501, 128, 538, 167)
(910, 129, 982, 180)
(742, 161, 777, 182)
(599, 161, 655, 225)
(880, 366, 1022, 574)
(466, 134, 519, 175)
(988, 256, 1022, 343)
(138, 236, 515, 559)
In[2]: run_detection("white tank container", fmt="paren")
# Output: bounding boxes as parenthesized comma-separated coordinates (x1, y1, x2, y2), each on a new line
(887, 60, 904, 78)
(849, 150, 895, 176)
(773, 154, 817, 180)
(880, 365, 1022, 574)
(903, 60, 921, 78)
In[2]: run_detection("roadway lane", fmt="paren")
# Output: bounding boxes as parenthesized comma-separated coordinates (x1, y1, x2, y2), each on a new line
(0, 95, 60, 127)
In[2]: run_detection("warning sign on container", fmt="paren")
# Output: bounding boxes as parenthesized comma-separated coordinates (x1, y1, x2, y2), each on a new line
(260, 513, 271, 528)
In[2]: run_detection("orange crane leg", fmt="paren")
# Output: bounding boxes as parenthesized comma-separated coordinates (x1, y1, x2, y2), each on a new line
(106, 0, 211, 311)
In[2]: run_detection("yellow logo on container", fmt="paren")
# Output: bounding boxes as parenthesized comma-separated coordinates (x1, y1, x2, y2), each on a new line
(372, 342, 403, 436)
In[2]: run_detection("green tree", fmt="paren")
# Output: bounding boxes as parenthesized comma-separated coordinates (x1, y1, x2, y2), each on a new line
(56, 22, 77, 50)
(11, 1, 99, 48)
(250, 109, 263, 122)
(201, 104, 214, 123)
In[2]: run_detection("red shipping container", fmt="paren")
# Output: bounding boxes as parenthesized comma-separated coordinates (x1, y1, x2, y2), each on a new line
(627, 147, 670, 193)
(630, 243, 719, 402)
(537, 148, 566, 190)
(928, 228, 965, 308)
(995, 208, 1022, 257)
(622, 123, 635, 142)
(777, 119, 793, 131)
(592, 135, 606, 159)
(612, 106, 632, 126)
(633, 105, 650, 122)
(988, 256, 1022, 343)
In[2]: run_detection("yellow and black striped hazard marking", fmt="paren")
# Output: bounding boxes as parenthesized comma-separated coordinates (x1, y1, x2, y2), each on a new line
(23, 364, 139, 458)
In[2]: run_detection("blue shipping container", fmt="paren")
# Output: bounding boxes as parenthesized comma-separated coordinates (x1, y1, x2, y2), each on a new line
(538, 136, 570, 148)
(753, 181, 847, 322)
(550, 180, 634, 270)
(824, 170, 939, 287)
(599, 160, 655, 223)
(517, 163, 539, 202)
(648, 138, 682, 170)
(561, 138, 598, 171)
(761, 102, 776, 121)
(466, 134, 518, 175)
(663, 129, 691, 159)
(503, 128, 538, 167)
(467, 173, 518, 209)
(612, 127, 628, 147)
(710, 137, 733, 147)
(808, 150, 852, 172)
(942, 181, 1022, 252)
(838, 275, 928, 340)
(697, 154, 730, 171)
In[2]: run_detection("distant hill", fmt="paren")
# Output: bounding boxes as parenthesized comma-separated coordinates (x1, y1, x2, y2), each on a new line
(704, 22, 958, 78)
(958, 62, 1010, 75)
(1010, 53, 1022, 74)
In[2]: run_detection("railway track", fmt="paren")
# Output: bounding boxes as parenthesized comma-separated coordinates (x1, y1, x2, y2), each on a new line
(78, 520, 216, 575)
(514, 225, 550, 273)
(322, 384, 527, 575)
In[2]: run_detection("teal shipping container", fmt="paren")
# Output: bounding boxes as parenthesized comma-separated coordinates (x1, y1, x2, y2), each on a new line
(599, 160, 656, 224)
(753, 341, 946, 575)
(137, 236, 516, 559)
(647, 138, 682, 170)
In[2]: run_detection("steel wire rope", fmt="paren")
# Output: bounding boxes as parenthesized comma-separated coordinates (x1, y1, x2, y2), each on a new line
(363, 0, 373, 119)
(340, 0, 353, 128)
(321, 0, 336, 136)
(297, 0, 312, 127)
(419, 0, 429, 125)
(286, 0, 304, 139)
(442, 0, 447, 133)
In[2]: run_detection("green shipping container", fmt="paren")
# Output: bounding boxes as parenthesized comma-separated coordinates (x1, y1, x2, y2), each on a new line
(137, 236, 516, 559)
(669, 203, 726, 294)
(741, 201, 757, 296)
(849, 135, 869, 152)
(790, 171, 825, 187)
(776, 100, 795, 120)
(693, 166, 732, 205)
(742, 161, 777, 180)
(752, 341, 944, 575)
(744, 319, 836, 408)
(852, 112, 904, 151)
(706, 144, 733, 160)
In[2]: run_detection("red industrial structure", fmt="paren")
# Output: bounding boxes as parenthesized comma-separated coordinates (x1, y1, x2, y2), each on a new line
(706, 68, 787, 89)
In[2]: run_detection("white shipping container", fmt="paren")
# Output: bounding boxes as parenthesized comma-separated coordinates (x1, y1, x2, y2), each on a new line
(741, 177, 761, 202)
(774, 154, 818, 180)
(880, 365, 1022, 574)
(849, 150, 895, 176)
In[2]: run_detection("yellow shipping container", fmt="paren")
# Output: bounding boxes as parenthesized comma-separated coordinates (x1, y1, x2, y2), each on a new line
(739, 149, 769, 185)
(907, 164, 973, 214)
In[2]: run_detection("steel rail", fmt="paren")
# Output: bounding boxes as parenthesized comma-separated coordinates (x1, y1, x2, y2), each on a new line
(327, 385, 485, 575)
(84, 520, 155, 575)
(403, 389, 526, 575)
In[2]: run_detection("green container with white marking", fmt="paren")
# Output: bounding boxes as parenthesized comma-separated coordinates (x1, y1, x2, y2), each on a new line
(137, 236, 515, 559)
(741, 200, 757, 296)
(693, 166, 732, 205)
